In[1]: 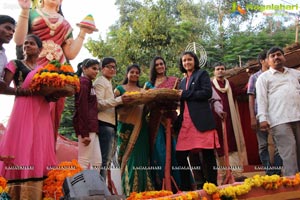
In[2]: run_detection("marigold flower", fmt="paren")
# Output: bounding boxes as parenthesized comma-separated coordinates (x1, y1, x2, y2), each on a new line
(29, 60, 80, 96)
(202, 173, 300, 200)
(203, 182, 218, 194)
(0, 176, 9, 196)
(127, 190, 173, 200)
(42, 160, 83, 199)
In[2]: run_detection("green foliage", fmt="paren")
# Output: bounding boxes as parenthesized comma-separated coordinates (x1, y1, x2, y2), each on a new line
(59, 96, 77, 141)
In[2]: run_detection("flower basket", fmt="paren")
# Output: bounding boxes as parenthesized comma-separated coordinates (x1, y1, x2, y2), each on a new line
(39, 84, 76, 97)
(124, 88, 180, 106)
(152, 88, 180, 101)
(30, 60, 80, 97)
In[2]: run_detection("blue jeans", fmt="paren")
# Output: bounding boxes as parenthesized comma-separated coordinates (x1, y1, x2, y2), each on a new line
(256, 129, 282, 175)
(98, 122, 117, 180)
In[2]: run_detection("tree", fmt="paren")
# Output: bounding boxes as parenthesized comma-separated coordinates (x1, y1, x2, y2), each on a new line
(59, 96, 77, 141)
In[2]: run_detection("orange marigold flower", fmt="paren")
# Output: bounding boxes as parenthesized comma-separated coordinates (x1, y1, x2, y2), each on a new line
(212, 192, 221, 200)
(0, 176, 7, 189)
(42, 160, 83, 199)
(60, 64, 74, 73)
(30, 60, 80, 96)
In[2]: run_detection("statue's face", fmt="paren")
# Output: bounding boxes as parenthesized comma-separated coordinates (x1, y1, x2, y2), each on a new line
(42, 0, 61, 7)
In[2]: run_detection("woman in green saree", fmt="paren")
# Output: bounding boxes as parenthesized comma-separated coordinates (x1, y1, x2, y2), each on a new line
(114, 64, 154, 196)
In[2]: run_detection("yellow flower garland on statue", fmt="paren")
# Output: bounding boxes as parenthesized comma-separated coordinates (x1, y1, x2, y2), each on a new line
(203, 173, 300, 200)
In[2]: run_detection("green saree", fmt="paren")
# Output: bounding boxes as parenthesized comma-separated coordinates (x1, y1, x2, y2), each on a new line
(115, 85, 154, 196)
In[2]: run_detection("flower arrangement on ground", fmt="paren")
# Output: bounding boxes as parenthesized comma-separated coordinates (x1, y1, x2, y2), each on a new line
(127, 190, 206, 200)
(203, 173, 300, 200)
(30, 60, 80, 97)
(42, 160, 83, 199)
(0, 176, 10, 200)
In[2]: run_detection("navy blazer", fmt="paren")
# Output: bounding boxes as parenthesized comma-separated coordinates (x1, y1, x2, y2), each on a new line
(176, 69, 216, 132)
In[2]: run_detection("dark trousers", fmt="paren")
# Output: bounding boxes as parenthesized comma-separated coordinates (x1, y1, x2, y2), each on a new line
(176, 149, 217, 190)
(98, 122, 117, 180)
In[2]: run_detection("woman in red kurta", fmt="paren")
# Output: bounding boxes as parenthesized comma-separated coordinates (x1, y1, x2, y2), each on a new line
(175, 51, 220, 191)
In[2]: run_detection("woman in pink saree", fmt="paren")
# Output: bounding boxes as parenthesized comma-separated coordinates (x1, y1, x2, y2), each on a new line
(15, 0, 94, 139)
(0, 34, 57, 200)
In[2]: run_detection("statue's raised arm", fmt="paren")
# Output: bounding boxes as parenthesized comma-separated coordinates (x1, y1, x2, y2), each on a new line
(14, 0, 97, 66)
(14, 0, 31, 45)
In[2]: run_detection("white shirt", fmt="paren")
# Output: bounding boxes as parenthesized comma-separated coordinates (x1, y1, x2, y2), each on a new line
(0, 48, 7, 78)
(93, 75, 123, 125)
(256, 67, 300, 127)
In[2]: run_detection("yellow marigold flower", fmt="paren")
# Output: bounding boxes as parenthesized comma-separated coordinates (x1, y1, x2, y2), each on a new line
(220, 185, 236, 198)
(30, 60, 80, 95)
(125, 91, 141, 95)
(203, 182, 218, 195)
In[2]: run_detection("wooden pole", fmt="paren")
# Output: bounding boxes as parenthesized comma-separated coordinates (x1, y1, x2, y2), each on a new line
(164, 118, 172, 190)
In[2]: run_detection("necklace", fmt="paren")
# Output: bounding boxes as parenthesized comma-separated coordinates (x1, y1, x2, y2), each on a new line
(22, 60, 36, 70)
(155, 76, 166, 86)
(124, 85, 140, 92)
(40, 7, 59, 17)
(37, 8, 64, 36)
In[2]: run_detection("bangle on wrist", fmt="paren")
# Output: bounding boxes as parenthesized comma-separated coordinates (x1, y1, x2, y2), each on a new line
(19, 14, 29, 19)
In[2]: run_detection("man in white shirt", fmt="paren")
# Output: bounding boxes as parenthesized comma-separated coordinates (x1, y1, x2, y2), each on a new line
(93, 57, 131, 181)
(0, 15, 16, 92)
(247, 50, 282, 176)
(256, 46, 300, 176)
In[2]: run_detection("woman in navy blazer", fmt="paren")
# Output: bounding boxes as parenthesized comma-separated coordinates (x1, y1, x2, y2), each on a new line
(175, 51, 220, 191)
